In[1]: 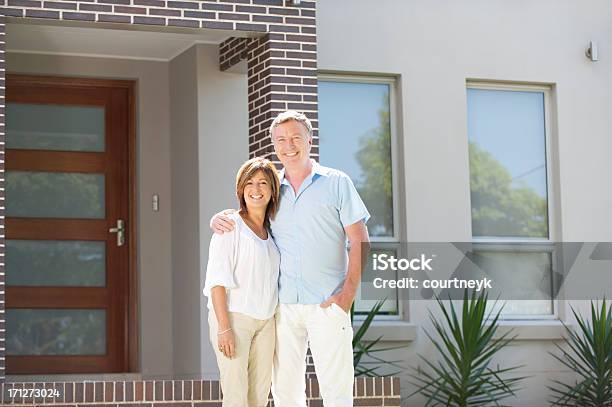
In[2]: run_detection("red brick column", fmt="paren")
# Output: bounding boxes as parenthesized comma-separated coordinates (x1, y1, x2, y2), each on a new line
(219, 37, 252, 72)
(246, 30, 318, 162)
(216, 6, 319, 163)
(0, 13, 6, 380)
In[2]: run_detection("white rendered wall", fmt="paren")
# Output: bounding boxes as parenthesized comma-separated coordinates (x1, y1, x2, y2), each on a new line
(195, 43, 249, 378)
(169, 45, 202, 379)
(317, 0, 612, 405)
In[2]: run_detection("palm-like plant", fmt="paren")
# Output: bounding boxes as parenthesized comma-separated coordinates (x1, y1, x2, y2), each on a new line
(549, 300, 612, 406)
(352, 299, 405, 377)
(409, 290, 525, 406)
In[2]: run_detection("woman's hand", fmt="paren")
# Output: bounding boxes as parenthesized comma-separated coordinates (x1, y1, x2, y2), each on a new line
(217, 328, 236, 359)
(211, 287, 235, 358)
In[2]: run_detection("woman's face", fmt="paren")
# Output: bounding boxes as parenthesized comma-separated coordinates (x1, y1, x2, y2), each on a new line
(243, 170, 272, 212)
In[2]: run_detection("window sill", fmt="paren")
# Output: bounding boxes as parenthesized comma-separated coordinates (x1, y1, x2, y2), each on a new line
(493, 320, 568, 341)
(353, 320, 417, 342)
(352, 320, 567, 342)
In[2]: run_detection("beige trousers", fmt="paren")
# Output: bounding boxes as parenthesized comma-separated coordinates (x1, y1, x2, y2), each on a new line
(209, 311, 276, 407)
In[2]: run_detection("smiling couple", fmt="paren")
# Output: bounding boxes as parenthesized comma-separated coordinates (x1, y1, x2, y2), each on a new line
(203, 110, 371, 407)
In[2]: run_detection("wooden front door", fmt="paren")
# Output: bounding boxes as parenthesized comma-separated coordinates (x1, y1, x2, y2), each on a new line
(5, 75, 136, 374)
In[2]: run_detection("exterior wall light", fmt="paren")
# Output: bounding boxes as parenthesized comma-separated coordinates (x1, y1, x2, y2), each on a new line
(586, 41, 599, 62)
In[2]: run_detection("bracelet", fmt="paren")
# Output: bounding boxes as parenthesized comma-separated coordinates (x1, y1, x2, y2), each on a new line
(217, 328, 232, 335)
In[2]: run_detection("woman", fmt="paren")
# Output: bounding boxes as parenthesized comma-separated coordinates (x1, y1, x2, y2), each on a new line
(203, 157, 281, 407)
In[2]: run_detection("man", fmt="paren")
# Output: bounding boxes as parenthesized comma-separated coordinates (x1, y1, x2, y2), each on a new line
(211, 110, 370, 406)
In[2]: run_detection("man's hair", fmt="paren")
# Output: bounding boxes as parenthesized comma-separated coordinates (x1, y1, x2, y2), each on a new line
(268, 110, 313, 139)
(235, 157, 281, 229)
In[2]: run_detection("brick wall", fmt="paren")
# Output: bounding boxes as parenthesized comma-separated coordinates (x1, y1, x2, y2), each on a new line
(0, 0, 319, 162)
(218, 22, 319, 163)
(0, 0, 319, 381)
(0, 378, 401, 405)
(1, 0, 313, 31)
(0, 12, 6, 381)
(245, 31, 318, 161)
(219, 36, 251, 71)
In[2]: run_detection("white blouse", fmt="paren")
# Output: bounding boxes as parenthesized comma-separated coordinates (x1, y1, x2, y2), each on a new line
(203, 212, 280, 320)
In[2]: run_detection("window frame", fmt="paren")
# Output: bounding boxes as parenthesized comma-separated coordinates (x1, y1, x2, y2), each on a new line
(318, 73, 404, 321)
(466, 80, 559, 320)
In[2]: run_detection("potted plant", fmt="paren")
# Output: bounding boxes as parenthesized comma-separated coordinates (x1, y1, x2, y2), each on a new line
(352, 299, 405, 377)
(409, 290, 525, 406)
(549, 299, 612, 406)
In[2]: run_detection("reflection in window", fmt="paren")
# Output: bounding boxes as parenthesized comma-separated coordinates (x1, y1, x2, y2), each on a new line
(472, 249, 554, 316)
(467, 88, 549, 238)
(467, 84, 554, 317)
(319, 81, 394, 238)
(319, 77, 399, 315)
(356, 247, 399, 315)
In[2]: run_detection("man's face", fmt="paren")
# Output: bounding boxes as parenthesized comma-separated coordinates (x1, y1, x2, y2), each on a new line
(271, 119, 312, 168)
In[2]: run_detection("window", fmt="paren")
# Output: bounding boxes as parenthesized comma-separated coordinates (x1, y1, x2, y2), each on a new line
(318, 75, 401, 316)
(467, 82, 556, 318)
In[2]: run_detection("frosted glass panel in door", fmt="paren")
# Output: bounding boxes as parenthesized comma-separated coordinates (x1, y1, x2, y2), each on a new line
(6, 309, 106, 355)
(6, 240, 106, 287)
(6, 171, 105, 219)
(6, 103, 105, 152)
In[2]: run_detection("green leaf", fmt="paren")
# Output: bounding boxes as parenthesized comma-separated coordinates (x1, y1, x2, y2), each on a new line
(352, 299, 408, 377)
(408, 289, 525, 406)
(549, 299, 612, 406)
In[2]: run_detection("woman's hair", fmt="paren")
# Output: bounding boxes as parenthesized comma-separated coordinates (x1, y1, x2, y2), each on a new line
(235, 157, 281, 229)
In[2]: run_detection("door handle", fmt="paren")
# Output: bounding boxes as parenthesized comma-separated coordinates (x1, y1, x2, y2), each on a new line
(109, 219, 125, 247)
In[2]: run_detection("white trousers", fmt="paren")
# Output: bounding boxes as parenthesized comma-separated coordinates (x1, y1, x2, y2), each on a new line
(272, 303, 354, 407)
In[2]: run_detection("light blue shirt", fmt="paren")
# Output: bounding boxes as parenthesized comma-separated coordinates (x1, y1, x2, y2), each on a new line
(270, 161, 370, 304)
